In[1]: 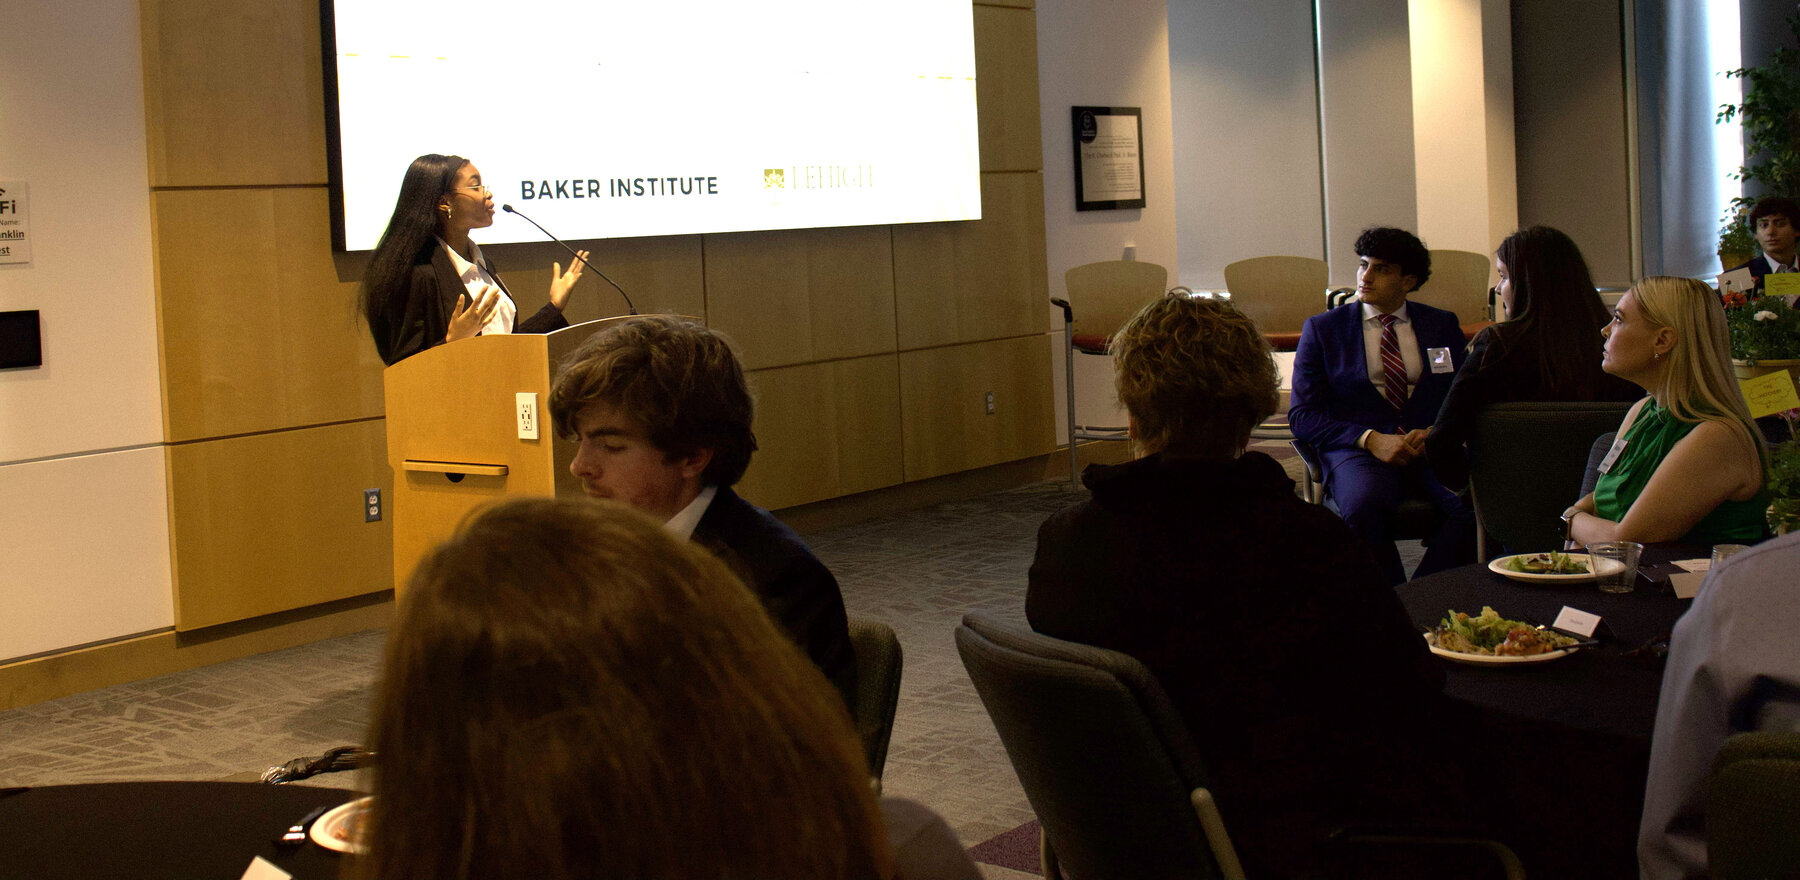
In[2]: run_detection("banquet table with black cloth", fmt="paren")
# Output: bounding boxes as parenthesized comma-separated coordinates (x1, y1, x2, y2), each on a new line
(1397, 546, 1699, 880)
(0, 781, 361, 880)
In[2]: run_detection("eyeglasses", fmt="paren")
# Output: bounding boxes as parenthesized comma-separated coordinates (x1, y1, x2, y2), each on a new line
(452, 185, 492, 197)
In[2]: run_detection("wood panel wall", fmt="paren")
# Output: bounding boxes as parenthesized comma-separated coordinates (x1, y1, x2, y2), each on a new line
(141, 0, 1051, 631)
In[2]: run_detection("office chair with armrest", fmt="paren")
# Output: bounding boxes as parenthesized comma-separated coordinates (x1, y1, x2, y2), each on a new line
(1289, 438, 1440, 539)
(1469, 401, 1635, 559)
(1051, 260, 1168, 486)
(1413, 249, 1495, 324)
(1706, 730, 1800, 879)
(1222, 256, 1330, 351)
(954, 612, 1522, 880)
(845, 614, 902, 792)
(1581, 431, 1617, 499)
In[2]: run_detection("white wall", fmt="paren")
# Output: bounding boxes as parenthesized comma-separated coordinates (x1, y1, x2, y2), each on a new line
(1317, 0, 1418, 287)
(1037, 0, 1179, 442)
(0, 1, 173, 662)
(1409, 0, 1517, 259)
(1168, 0, 1325, 292)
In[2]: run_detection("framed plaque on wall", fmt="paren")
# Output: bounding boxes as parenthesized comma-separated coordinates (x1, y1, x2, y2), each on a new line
(1071, 106, 1145, 211)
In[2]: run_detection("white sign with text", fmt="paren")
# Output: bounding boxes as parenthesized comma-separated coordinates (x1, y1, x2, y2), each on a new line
(0, 181, 28, 265)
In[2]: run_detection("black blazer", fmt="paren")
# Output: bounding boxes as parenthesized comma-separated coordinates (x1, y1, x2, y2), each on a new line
(1425, 324, 1641, 490)
(371, 245, 569, 366)
(1026, 453, 1445, 873)
(692, 487, 857, 707)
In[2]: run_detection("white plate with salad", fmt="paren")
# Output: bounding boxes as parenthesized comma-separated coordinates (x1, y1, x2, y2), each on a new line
(1487, 551, 1623, 584)
(1426, 607, 1580, 665)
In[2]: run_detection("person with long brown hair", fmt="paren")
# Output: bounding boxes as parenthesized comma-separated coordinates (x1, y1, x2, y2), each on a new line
(1425, 226, 1640, 491)
(358, 498, 974, 880)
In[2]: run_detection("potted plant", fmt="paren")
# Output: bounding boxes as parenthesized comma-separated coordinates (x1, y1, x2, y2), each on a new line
(1725, 289, 1800, 379)
(1716, 10, 1800, 268)
(1766, 432, 1800, 535)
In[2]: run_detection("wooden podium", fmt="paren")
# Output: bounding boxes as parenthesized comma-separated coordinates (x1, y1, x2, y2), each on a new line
(382, 318, 626, 593)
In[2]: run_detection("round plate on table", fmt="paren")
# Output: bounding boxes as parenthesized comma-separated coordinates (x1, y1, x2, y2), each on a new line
(1487, 553, 1623, 585)
(1424, 632, 1575, 665)
(310, 796, 372, 854)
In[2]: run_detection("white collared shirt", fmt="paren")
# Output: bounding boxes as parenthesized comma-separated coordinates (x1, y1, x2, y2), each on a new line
(1359, 300, 1421, 398)
(438, 237, 517, 336)
(1762, 253, 1799, 275)
(664, 485, 718, 541)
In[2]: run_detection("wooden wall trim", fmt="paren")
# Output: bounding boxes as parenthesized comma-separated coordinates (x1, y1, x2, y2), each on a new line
(0, 592, 392, 712)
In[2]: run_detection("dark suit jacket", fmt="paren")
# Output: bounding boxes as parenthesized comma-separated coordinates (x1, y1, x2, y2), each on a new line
(692, 487, 857, 707)
(371, 245, 569, 366)
(1026, 453, 1445, 874)
(1289, 299, 1467, 469)
(1425, 324, 1642, 490)
(1728, 253, 1796, 291)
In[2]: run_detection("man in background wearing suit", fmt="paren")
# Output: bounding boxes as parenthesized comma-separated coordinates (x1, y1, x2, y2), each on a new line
(1289, 227, 1469, 584)
(1727, 196, 1800, 291)
(548, 316, 856, 706)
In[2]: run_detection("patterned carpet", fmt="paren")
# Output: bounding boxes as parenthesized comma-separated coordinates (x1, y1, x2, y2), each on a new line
(0, 479, 1083, 878)
(0, 460, 1405, 879)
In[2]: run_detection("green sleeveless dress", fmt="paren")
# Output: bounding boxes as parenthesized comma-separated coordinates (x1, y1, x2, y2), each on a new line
(1594, 399, 1769, 544)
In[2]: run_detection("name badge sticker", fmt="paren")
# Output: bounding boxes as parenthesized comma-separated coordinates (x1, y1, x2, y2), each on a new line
(1427, 347, 1454, 374)
(1597, 434, 1628, 474)
(1552, 606, 1602, 638)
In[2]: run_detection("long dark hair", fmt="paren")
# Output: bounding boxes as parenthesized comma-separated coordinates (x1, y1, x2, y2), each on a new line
(1491, 226, 1615, 398)
(358, 154, 466, 331)
(359, 498, 890, 880)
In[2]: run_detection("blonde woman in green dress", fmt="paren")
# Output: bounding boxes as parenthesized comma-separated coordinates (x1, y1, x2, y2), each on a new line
(1562, 276, 1768, 548)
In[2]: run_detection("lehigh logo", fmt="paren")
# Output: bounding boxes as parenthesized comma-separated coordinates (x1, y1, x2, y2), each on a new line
(763, 169, 785, 189)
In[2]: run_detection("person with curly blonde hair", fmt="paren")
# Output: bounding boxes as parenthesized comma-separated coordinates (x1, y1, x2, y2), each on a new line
(1027, 292, 1445, 876)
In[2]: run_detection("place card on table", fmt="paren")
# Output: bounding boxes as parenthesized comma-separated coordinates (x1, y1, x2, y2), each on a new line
(1672, 558, 1710, 572)
(1669, 572, 1707, 600)
(1553, 606, 1602, 638)
(240, 856, 293, 880)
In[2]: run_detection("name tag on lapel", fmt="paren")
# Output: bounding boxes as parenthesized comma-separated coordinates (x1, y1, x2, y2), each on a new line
(1427, 347, 1454, 374)
(1597, 434, 1628, 474)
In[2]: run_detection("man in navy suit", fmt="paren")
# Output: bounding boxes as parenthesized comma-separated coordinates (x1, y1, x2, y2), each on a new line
(1289, 227, 1470, 584)
(1725, 196, 1800, 290)
(548, 316, 856, 707)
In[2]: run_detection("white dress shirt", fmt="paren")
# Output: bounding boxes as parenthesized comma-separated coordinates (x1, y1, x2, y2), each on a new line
(664, 485, 718, 540)
(1359, 300, 1421, 397)
(438, 237, 517, 336)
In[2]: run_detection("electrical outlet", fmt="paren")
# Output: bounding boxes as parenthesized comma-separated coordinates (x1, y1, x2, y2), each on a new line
(363, 488, 382, 522)
(984, 391, 996, 414)
(516, 392, 539, 439)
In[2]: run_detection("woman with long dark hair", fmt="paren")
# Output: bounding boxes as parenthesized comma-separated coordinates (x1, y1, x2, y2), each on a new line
(359, 154, 586, 365)
(1426, 226, 1640, 489)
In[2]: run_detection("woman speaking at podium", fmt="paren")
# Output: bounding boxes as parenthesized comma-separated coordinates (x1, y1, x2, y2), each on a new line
(360, 153, 587, 365)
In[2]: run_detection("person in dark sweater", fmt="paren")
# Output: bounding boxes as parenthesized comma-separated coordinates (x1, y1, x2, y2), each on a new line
(1026, 293, 1450, 876)
(1425, 226, 1641, 492)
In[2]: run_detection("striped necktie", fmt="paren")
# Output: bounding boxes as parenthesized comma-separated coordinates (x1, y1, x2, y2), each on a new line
(1379, 314, 1407, 411)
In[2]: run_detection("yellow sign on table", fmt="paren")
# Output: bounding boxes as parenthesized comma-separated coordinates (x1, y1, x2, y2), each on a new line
(1765, 273, 1800, 299)
(1740, 368, 1800, 419)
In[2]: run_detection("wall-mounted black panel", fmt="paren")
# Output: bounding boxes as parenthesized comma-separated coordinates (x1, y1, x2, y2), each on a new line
(0, 310, 43, 369)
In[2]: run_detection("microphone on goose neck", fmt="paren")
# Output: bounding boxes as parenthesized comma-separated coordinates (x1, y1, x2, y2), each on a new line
(501, 204, 637, 315)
